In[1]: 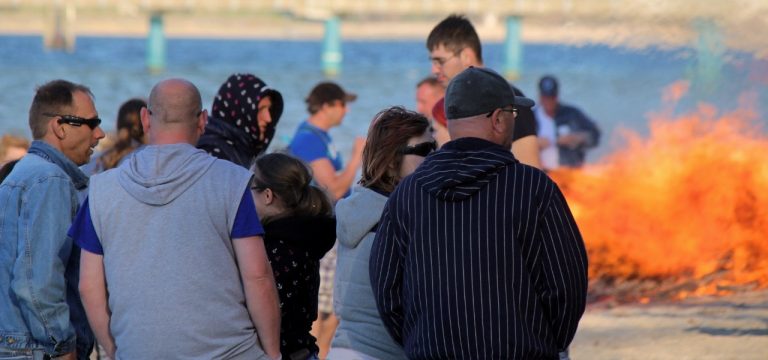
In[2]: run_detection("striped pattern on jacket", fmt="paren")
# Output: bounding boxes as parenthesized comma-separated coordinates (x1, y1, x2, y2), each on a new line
(370, 137, 588, 360)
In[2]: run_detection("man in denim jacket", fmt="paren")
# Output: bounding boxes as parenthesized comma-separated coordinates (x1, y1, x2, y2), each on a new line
(0, 80, 105, 359)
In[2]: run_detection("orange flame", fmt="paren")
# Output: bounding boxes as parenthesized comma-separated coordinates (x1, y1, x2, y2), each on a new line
(551, 83, 768, 301)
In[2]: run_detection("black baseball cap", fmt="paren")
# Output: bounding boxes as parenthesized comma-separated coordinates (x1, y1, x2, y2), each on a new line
(538, 75, 559, 97)
(445, 67, 534, 120)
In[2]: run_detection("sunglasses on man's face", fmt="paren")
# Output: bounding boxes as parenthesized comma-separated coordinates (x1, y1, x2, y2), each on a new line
(44, 113, 102, 130)
(401, 140, 437, 157)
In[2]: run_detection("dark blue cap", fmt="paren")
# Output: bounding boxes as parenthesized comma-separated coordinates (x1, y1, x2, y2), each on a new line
(445, 67, 534, 120)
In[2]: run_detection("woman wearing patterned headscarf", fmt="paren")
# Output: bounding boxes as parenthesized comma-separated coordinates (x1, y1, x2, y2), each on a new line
(198, 73, 284, 168)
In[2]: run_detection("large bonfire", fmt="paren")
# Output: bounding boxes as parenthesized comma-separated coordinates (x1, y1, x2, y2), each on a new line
(550, 81, 768, 304)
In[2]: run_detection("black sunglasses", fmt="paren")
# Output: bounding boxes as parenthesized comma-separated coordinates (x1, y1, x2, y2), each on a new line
(401, 141, 437, 157)
(44, 113, 102, 129)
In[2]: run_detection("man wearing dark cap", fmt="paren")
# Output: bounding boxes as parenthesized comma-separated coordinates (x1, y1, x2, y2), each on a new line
(370, 67, 588, 359)
(536, 75, 601, 170)
(288, 81, 364, 359)
(289, 81, 363, 201)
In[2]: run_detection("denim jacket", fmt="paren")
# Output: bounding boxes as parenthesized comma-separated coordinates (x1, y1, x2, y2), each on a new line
(0, 141, 94, 358)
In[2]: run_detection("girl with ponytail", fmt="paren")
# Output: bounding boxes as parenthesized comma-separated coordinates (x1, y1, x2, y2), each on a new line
(251, 152, 335, 360)
(92, 98, 147, 172)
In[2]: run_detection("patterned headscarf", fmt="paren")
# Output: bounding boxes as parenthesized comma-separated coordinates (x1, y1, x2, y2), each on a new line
(211, 73, 284, 154)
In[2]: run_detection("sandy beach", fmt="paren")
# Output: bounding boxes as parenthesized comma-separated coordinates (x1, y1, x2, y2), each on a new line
(571, 290, 768, 359)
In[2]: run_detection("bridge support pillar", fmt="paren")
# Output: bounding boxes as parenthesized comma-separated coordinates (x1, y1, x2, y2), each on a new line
(322, 16, 342, 77)
(44, 3, 76, 52)
(503, 16, 522, 80)
(147, 12, 166, 73)
(692, 18, 724, 94)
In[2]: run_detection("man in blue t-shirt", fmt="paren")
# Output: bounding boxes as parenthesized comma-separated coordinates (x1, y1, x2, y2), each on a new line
(288, 81, 364, 201)
(287, 81, 364, 359)
(70, 79, 281, 360)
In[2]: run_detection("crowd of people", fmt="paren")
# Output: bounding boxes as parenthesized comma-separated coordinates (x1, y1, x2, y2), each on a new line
(0, 14, 594, 360)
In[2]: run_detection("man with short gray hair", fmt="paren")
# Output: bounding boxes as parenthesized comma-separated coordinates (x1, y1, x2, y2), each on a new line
(370, 67, 588, 359)
(72, 79, 281, 359)
(0, 79, 104, 360)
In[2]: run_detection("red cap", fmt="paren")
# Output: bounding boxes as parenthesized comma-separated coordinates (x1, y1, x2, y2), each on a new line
(432, 97, 447, 127)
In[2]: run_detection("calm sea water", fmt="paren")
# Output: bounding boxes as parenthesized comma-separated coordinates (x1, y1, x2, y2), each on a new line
(0, 35, 765, 162)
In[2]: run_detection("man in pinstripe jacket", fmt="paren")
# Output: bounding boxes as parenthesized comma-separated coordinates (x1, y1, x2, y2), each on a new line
(370, 67, 588, 359)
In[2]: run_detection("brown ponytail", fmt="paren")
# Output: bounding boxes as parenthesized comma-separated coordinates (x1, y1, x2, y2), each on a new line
(252, 152, 333, 222)
(98, 98, 147, 170)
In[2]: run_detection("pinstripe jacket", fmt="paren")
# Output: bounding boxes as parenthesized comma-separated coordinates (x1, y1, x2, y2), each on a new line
(370, 137, 588, 360)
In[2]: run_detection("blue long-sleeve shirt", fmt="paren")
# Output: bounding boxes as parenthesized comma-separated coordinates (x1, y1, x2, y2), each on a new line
(370, 137, 588, 359)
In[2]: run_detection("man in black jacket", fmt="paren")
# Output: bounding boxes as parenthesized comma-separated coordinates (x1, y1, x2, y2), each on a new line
(370, 67, 588, 359)
(536, 75, 600, 170)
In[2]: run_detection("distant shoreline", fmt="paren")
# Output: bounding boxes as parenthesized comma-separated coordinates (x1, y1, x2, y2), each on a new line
(0, 10, 764, 56)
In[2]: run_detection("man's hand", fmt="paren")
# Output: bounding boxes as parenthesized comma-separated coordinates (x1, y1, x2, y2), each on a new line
(351, 136, 366, 165)
(557, 132, 588, 148)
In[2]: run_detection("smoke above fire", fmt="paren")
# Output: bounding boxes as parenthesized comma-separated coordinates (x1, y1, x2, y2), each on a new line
(550, 81, 768, 302)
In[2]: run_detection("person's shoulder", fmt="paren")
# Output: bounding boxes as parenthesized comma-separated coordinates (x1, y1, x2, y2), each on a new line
(208, 156, 251, 177)
(502, 161, 553, 185)
(16, 153, 68, 179)
(557, 103, 587, 116)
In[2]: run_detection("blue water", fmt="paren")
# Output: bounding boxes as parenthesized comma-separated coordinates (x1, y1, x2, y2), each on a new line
(1, 35, 765, 162)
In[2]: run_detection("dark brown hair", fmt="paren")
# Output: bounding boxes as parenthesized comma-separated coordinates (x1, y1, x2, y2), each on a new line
(28, 79, 93, 139)
(426, 14, 483, 63)
(97, 98, 147, 170)
(359, 106, 430, 193)
(0, 159, 20, 183)
(252, 152, 333, 223)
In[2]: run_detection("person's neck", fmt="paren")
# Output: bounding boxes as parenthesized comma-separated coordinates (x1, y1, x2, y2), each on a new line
(149, 134, 196, 145)
(39, 135, 65, 154)
(307, 114, 333, 131)
(541, 103, 557, 118)
(448, 118, 501, 145)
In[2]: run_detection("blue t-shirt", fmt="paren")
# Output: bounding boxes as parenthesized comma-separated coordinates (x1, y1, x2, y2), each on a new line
(288, 121, 343, 171)
(70, 187, 264, 255)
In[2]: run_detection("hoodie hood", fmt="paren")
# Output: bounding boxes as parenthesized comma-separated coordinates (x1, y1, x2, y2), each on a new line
(117, 143, 215, 206)
(415, 137, 518, 202)
(197, 116, 255, 168)
(209, 73, 284, 156)
(335, 186, 389, 248)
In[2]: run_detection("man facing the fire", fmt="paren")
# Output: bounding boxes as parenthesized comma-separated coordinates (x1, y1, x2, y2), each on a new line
(369, 67, 589, 359)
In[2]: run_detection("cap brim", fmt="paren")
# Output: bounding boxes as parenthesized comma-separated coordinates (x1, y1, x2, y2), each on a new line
(514, 95, 535, 108)
(344, 92, 358, 102)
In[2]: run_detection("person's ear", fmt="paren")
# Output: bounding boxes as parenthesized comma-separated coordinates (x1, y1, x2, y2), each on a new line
(49, 117, 65, 139)
(459, 47, 475, 66)
(263, 188, 277, 206)
(490, 109, 505, 134)
(198, 109, 208, 135)
(140, 107, 151, 134)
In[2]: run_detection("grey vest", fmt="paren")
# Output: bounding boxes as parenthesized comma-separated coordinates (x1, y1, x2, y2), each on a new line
(89, 153, 267, 359)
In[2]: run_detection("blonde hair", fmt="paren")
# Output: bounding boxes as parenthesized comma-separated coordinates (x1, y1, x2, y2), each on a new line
(0, 134, 30, 161)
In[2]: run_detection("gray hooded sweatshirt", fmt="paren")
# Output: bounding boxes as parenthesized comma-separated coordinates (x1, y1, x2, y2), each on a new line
(88, 143, 268, 360)
(332, 186, 406, 359)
